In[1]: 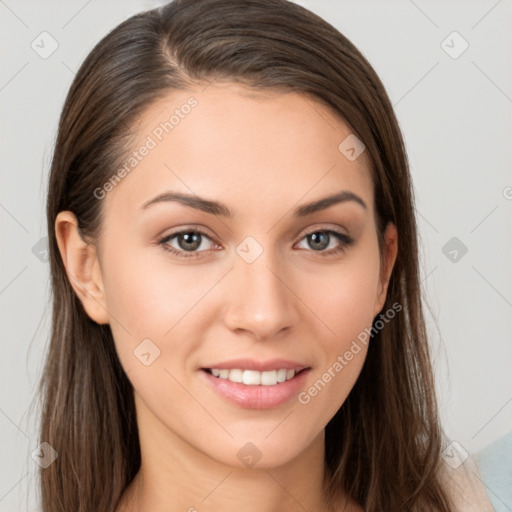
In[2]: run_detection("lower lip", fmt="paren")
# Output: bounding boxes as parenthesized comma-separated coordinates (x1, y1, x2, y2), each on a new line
(200, 369, 311, 409)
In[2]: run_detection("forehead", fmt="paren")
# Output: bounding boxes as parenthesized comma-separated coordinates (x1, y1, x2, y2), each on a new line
(103, 82, 374, 221)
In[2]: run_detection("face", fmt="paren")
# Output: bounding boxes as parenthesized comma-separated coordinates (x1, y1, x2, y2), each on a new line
(61, 82, 397, 470)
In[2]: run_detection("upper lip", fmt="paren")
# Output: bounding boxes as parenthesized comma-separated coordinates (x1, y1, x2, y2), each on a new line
(202, 358, 310, 372)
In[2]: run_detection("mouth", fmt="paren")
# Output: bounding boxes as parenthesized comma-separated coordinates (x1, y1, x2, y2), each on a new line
(202, 367, 309, 386)
(199, 361, 312, 409)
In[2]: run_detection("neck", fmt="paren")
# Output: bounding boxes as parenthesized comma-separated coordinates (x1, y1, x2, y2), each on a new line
(117, 395, 343, 512)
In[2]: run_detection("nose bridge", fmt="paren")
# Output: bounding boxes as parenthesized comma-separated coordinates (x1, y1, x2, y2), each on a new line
(224, 240, 297, 339)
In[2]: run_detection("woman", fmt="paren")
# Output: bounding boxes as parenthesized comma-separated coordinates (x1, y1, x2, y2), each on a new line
(39, 0, 491, 510)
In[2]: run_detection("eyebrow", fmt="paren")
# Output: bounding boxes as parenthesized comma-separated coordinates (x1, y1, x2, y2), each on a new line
(140, 190, 367, 216)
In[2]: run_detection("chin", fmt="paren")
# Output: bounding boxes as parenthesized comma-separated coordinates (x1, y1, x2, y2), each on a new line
(205, 434, 312, 471)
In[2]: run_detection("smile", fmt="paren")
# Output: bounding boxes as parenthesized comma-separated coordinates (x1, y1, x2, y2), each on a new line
(200, 366, 311, 409)
(206, 368, 301, 386)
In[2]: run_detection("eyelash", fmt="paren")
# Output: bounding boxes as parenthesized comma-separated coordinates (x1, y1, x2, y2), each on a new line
(157, 227, 354, 259)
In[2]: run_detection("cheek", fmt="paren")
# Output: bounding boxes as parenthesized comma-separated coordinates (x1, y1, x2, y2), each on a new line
(291, 245, 380, 420)
(102, 247, 218, 334)
(317, 272, 377, 328)
(100, 245, 227, 377)
(297, 245, 381, 345)
(295, 272, 374, 427)
(297, 344, 367, 431)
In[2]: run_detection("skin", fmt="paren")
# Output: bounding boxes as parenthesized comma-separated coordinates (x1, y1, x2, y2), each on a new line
(55, 82, 397, 512)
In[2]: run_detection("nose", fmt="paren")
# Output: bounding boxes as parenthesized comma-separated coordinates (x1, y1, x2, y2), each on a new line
(223, 250, 299, 340)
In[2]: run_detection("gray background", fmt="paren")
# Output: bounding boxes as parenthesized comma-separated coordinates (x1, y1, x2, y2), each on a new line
(1, 0, 511, 510)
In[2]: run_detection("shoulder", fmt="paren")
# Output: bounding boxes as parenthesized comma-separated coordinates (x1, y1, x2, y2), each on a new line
(438, 446, 494, 512)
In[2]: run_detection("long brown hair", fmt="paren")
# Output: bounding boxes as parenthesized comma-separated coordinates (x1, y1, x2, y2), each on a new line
(41, 0, 453, 510)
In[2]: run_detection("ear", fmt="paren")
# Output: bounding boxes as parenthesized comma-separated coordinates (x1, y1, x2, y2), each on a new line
(373, 221, 398, 317)
(55, 211, 109, 325)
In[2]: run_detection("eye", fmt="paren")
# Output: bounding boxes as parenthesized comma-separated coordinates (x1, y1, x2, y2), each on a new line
(158, 229, 218, 258)
(295, 229, 353, 254)
(158, 227, 353, 259)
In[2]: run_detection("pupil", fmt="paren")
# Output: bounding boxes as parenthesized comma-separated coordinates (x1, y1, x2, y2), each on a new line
(179, 232, 201, 251)
(309, 232, 329, 250)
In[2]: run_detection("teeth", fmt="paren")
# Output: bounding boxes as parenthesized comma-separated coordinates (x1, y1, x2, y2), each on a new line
(243, 370, 261, 385)
(209, 368, 298, 385)
(228, 368, 243, 383)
